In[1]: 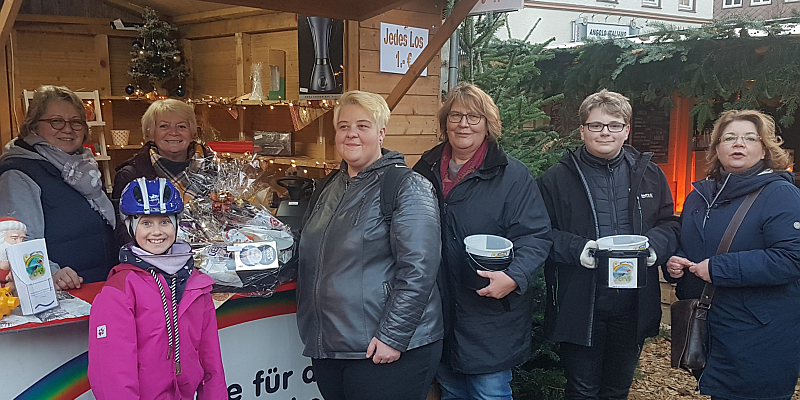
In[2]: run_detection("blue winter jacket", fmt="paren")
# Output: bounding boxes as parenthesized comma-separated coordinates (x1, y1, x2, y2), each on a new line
(678, 170, 800, 400)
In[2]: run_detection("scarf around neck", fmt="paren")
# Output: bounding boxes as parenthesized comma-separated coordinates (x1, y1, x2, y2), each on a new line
(439, 140, 488, 198)
(25, 135, 116, 228)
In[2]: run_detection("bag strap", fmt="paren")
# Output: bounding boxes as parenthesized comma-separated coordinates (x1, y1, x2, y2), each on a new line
(699, 185, 765, 306)
(380, 165, 413, 221)
(305, 164, 413, 224)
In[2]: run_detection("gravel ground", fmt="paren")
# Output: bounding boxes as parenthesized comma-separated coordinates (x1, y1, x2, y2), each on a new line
(630, 328, 800, 399)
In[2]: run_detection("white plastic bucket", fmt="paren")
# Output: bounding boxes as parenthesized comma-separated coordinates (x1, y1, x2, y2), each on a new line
(464, 234, 513, 258)
(596, 235, 648, 251)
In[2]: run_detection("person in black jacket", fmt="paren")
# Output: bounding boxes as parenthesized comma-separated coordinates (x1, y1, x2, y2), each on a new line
(297, 90, 443, 400)
(537, 90, 680, 400)
(413, 83, 552, 400)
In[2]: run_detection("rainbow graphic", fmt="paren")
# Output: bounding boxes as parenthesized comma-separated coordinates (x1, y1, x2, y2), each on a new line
(216, 289, 297, 329)
(13, 291, 297, 400)
(14, 352, 90, 400)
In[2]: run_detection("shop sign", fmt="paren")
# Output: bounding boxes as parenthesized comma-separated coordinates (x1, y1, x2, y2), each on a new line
(585, 22, 632, 40)
(380, 22, 428, 76)
(470, 0, 525, 15)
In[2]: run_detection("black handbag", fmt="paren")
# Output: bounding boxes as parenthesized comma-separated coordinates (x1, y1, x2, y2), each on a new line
(670, 186, 763, 370)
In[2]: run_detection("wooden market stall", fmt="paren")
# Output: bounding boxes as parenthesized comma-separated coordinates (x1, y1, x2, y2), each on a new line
(0, 1, 483, 399)
(0, 0, 481, 174)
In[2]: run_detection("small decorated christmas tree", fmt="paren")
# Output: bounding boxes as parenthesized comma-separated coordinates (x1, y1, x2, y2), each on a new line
(127, 7, 188, 97)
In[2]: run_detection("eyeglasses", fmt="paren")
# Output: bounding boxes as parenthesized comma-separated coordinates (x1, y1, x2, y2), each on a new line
(719, 133, 760, 145)
(448, 112, 484, 125)
(38, 118, 86, 131)
(582, 122, 627, 132)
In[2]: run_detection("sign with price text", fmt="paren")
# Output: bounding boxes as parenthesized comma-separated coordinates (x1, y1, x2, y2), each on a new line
(380, 22, 428, 76)
(470, 0, 524, 15)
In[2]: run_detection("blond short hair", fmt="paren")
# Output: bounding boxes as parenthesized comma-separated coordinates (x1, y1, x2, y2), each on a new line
(438, 83, 502, 142)
(141, 99, 198, 141)
(333, 91, 390, 130)
(19, 85, 89, 143)
(579, 89, 632, 125)
(706, 109, 790, 180)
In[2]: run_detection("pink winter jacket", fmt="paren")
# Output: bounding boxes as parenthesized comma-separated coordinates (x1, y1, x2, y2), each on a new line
(88, 263, 227, 399)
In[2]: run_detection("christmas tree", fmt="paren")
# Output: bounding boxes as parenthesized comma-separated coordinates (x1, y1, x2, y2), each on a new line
(127, 7, 188, 97)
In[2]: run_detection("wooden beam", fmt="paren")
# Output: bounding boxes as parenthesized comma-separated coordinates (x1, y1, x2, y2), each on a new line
(180, 12, 295, 40)
(235, 32, 252, 96)
(98, 0, 145, 16)
(345, 20, 360, 91)
(0, 43, 12, 150)
(14, 21, 138, 37)
(0, 0, 22, 47)
(181, 39, 195, 99)
(173, 7, 269, 25)
(15, 15, 112, 25)
(386, 0, 479, 110)
(199, 0, 411, 21)
(94, 34, 112, 97)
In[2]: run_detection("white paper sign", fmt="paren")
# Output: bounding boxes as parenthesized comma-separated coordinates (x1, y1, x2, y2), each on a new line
(380, 22, 428, 76)
(607, 257, 639, 289)
(7, 238, 58, 315)
(470, 0, 525, 15)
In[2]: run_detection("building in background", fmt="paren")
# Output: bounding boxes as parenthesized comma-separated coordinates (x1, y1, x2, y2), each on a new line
(500, 0, 712, 46)
(715, 0, 800, 20)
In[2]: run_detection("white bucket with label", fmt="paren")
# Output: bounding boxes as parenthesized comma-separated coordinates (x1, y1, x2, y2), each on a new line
(595, 235, 649, 289)
(464, 234, 513, 290)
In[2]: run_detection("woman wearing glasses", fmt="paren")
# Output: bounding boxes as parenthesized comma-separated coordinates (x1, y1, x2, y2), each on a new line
(537, 89, 679, 399)
(0, 85, 117, 286)
(413, 83, 552, 399)
(111, 99, 212, 247)
(665, 110, 800, 400)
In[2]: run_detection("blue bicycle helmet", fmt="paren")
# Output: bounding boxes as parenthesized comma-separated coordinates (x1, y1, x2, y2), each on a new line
(120, 178, 183, 237)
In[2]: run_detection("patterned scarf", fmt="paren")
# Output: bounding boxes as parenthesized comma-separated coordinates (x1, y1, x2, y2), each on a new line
(439, 140, 489, 198)
(25, 135, 116, 228)
(149, 142, 209, 202)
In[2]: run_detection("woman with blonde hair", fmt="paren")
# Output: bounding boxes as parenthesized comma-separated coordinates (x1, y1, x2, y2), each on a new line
(111, 98, 212, 246)
(297, 90, 443, 400)
(666, 109, 800, 400)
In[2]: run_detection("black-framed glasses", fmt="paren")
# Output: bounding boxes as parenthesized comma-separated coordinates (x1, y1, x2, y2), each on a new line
(448, 112, 484, 125)
(719, 133, 760, 145)
(38, 118, 86, 131)
(583, 122, 627, 132)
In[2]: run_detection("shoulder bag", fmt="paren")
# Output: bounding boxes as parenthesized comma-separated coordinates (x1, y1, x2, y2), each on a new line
(670, 186, 764, 370)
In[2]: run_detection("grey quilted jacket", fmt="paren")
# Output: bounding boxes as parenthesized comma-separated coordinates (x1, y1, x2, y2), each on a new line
(297, 150, 443, 359)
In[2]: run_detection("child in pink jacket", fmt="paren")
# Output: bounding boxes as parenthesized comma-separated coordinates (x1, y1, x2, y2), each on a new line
(88, 178, 226, 399)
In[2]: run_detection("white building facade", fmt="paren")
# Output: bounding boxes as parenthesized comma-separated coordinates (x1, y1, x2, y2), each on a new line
(500, 0, 713, 46)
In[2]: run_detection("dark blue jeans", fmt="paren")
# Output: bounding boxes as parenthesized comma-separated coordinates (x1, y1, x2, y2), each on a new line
(560, 288, 643, 400)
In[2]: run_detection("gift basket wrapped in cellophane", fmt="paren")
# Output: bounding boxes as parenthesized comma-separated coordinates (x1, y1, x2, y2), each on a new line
(179, 154, 297, 297)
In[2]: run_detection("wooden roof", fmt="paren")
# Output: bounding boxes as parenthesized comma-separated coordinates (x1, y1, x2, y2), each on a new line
(95, 0, 414, 22)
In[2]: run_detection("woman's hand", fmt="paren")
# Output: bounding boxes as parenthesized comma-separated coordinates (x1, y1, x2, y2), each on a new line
(366, 337, 401, 364)
(476, 270, 517, 299)
(666, 256, 694, 279)
(689, 259, 712, 283)
(52, 267, 83, 290)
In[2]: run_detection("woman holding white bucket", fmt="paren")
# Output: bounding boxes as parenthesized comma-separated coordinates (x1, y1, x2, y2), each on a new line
(413, 83, 552, 399)
(666, 110, 800, 400)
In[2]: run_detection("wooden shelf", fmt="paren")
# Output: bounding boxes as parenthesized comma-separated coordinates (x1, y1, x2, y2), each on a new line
(106, 144, 143, 150)
(87, 121, 105, 127)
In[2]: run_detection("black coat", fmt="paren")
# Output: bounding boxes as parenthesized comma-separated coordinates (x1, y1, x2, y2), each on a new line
(537, 145, 680, 345)
(414, 141, 552, 374)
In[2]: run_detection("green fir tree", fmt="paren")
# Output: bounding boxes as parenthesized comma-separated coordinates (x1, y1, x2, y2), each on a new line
(128, 7, 188, 93)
